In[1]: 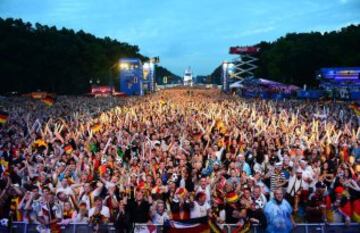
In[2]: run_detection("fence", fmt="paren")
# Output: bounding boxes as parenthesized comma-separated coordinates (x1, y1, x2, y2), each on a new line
(1, 222, 359, 233)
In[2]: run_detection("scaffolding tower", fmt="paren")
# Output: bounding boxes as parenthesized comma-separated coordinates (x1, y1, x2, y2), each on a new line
(222, 46, 259, 92)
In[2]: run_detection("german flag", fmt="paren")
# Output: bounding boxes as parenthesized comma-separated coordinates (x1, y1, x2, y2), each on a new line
(215, 119, 227, 134)
(208, 217, 223, 233)
(41, 96, 55, 107)
(64, 144, 73, 154)
(175, 187, 188, 199)
(349, 103, 360, 116)
(10, 197, 22, 221)
(0, 111, 9, 124)
(137, 180, 146, 190)
(226, 192, 239, 204)
(352, 199, 360, 222)
(99, 164, 107, 176)
(50, 222, 61, 233)
(0, 157, 9, 175)
(91, 123, 101, 133)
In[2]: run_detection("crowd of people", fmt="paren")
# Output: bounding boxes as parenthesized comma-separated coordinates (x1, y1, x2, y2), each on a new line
(0, 88, 360, 233)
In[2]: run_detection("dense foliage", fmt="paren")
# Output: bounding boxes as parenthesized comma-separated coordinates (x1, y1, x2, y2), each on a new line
(210, 24, 360, 87)
(155, 66, 182, 85)
(0, 17, 178, 94)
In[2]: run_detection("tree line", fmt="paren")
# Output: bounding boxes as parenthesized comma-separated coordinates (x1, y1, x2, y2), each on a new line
(0, 17, 179, 94)
(210, 24, 360, 87)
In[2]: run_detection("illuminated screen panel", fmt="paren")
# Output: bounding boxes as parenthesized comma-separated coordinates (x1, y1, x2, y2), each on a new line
(320, 67, 360, 80)
(119, 58, 143, 95)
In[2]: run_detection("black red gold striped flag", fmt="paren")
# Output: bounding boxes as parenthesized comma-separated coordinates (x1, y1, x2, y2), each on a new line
(0, 111, 9, 124)
(41, 96, 55, 107)
(349, 103, 360, 116)
(64, 144, 73, 154)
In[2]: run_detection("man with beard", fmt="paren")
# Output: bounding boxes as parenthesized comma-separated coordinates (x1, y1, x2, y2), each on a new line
(264, 188, 295, 233)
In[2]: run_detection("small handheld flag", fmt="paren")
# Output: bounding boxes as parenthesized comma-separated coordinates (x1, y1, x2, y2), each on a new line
(41, 96, 55, 107)
(0, 111, 9, 124)
(349, 103, 360, 116)
(64, 144, 73, 154)
(226, 192, 239, 204)
(91, 123, 101, 133)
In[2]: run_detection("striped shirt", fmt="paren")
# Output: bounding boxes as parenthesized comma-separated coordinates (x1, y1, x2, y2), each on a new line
(270, 171, 286, 192)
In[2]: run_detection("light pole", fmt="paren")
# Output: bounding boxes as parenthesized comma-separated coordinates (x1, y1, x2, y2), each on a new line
(89, 80, 93, 95)
(222, 61, 229, 92)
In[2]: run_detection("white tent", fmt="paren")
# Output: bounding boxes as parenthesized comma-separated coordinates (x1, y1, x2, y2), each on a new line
(230, 80, 244, 89)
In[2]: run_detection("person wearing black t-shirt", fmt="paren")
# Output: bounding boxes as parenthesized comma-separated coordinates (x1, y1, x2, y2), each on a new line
(125, 188, 152, 224)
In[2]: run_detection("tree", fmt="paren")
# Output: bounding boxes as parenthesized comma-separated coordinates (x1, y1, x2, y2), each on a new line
(209, 24, 360, 87)
(0, 17, 163, 94)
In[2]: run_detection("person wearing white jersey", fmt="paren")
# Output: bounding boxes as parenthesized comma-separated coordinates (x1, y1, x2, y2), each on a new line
(195, 177, 211, 205)
(190, 192, 210, 218)
(151, 200, 169, 225)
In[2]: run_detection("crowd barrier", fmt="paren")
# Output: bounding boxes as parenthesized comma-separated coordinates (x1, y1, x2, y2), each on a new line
(156, 84, 182, 90)
(350, 91, 360, 100)
(297, 90, 324, 99)
(1, 222, 359, 233)
(242, 91, 292, 100)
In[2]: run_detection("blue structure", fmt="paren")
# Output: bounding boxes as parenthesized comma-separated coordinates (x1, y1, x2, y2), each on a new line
(297, 90, 324, 99)
(317, 67, 360, 100)
(142, 62, 155, 93)
(318, 67, 360, 81)
(119, 58, 143, 96)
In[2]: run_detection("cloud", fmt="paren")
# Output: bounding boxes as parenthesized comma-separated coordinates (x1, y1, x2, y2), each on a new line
(1, 0, 359, 75)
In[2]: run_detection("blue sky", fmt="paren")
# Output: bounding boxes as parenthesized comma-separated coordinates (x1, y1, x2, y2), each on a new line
(0, 0, 359, 76)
